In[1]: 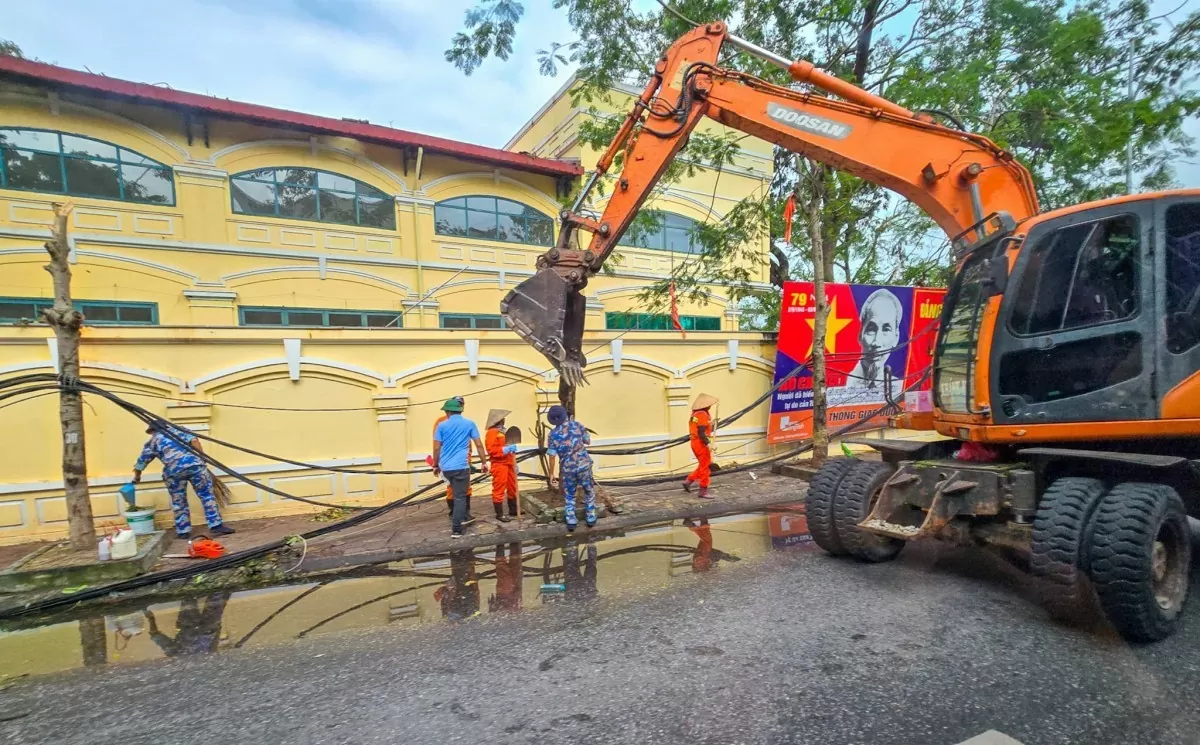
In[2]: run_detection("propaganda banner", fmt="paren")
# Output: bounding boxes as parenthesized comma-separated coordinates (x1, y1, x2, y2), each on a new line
(767, 281, 946, 443)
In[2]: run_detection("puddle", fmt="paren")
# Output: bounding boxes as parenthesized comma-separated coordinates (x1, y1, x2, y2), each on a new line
(0, 507, 811, 679)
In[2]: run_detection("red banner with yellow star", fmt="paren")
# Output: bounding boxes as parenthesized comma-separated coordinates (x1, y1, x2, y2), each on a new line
(768, 281, 946, 443)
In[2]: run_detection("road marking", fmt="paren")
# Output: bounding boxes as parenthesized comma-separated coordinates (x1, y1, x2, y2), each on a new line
(955, 731, 1026, 745)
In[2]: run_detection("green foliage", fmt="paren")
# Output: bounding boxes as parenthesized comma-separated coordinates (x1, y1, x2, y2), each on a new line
(0, 39, 23, 58)
(890, 0, 1200, 209)
(448, 0, 1200, 309)
(445, 0, 525, 75)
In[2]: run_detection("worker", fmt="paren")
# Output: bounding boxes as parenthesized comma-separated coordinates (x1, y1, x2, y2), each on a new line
(685, 517, 715, 573)
(433, 396, 475, 519)
(133, 422, 234, 539)
(434, 549, 480, 621)
(684, 393, 718, 499)
(545, 405, 596, 531)
(488, 542, 523, 613)
(433, 398, 489, 539)
(144, 591, 231, 657)
(484, 409, 520, 522)
(562, 538, 598, 603)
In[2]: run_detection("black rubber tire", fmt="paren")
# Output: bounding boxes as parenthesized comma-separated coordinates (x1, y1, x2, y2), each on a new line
(1088, 482, 1192, 643)
(1030, 476, 1107, 622)
(833, 461, 904, 563)
(805, 458, 857, 556)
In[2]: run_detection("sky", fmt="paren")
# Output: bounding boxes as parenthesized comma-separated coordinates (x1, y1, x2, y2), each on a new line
(2, 0, 581, 150)
(3, 0, 1197, 186)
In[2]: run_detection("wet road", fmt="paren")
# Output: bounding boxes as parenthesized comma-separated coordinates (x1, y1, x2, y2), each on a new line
(3, 514, 1200, 745)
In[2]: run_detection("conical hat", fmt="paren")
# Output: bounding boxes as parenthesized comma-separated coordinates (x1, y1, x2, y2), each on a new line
(692, 393, 718, 410)
(486, 408, 510, 429)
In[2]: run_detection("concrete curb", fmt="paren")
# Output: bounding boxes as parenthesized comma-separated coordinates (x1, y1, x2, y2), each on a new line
(297, 486, 808, 573)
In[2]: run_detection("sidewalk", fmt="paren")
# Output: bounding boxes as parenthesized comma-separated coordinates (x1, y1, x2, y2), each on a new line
(0, 470, 806, 610)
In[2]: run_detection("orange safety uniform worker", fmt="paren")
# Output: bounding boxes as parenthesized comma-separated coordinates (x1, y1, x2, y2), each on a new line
(433, 396, 473, 516)
(684, 392, 718, 499)
(484, 408, 520, 522)
(489, 542, 523, 613)
(686, 518, 715, 573)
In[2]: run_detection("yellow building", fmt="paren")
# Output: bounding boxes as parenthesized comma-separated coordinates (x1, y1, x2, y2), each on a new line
(0, 58, 777, 544)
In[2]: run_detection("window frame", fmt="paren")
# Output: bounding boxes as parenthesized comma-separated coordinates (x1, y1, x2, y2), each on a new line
(229, 167, 396, 231)
(1004, 211, 1142, 338)
(0, 127, 176, 206)
(432, 195, 554, 247)
(618, 211, 703, 254)
(604, 312, 721, 331)
(0, 297, 159, 326)
(238, 306, 404, 328)
(438, 313, 508, 330)
(1163, 201, 1200, 354)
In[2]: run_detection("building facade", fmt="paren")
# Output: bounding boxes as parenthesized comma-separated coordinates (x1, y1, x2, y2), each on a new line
(0, 58, 776, 544)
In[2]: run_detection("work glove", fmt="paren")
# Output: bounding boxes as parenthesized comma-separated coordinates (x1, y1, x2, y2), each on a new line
(503, 445, 518, 454)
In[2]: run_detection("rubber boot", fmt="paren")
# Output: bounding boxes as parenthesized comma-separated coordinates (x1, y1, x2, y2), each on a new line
(494, 502, 512, 523)
(507, 498, 519, 519)
(698, 485, 712, 499)
(683, 479, 693, 493)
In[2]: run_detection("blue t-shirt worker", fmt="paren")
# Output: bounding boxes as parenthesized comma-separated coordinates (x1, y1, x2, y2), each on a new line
(433, 398, 489, 538)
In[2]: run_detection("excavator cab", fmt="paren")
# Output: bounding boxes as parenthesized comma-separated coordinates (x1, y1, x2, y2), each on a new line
(933, 194, 1200, 431)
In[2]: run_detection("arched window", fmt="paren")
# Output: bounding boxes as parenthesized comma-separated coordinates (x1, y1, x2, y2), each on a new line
(230, 167, 395, 230)
(0, 128, 175, 205)
(434, 195, 554, 246)
(620, 211, 702, 253)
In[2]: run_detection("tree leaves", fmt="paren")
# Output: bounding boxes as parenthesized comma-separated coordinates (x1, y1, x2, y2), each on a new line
(0, 39, 23, 58)
(445, 0, 1199, 333)
(444, 0, 525, 75)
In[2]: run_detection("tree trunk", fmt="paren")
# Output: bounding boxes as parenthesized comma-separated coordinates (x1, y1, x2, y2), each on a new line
(42, 203, 95, 551)
(805, 166, 830, 464)
(79, 616, 107, 667)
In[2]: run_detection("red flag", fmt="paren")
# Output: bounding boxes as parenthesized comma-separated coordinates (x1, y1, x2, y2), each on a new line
(782, 194, 796, 244)
(669, 280, 686, 338)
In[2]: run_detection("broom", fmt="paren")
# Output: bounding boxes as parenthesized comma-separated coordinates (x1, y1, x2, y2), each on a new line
(210, 471, 232, 508)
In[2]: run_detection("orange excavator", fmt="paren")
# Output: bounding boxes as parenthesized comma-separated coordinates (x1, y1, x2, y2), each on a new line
(502, 21, 1200, 642)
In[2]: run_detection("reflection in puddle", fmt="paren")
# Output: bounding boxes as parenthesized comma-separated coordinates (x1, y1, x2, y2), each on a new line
(1, 509, 809, 679)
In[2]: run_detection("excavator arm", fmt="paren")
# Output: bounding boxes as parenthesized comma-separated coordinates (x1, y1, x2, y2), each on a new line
(502, 21, 1039, 386)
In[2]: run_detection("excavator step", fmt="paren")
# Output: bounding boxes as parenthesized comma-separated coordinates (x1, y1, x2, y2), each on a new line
(859, 459, 1035, 541)
(859, 518, 923, 539)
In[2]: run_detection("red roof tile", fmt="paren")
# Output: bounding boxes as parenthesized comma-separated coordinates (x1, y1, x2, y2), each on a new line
(0, 56, 583, 179)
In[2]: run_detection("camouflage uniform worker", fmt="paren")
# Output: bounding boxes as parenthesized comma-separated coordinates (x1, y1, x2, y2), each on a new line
(545, 405, 596, 531)
(133, 423, 234, 539)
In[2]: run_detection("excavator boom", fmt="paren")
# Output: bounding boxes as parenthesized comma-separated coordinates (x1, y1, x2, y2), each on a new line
(502, 21, 1039, 388)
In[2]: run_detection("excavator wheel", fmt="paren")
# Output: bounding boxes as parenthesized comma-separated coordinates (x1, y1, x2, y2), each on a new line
(1087, 482, 1192, 642)
(805, 458, 857, 556)
(1030, 477, 1106, 623)
(833, 461, 904, 563)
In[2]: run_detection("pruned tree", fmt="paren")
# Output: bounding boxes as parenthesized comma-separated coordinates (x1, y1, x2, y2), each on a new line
(43, 203, 96, 551)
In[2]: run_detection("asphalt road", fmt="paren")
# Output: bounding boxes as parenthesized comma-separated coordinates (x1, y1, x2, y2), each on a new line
(4, 537, 1200, 745)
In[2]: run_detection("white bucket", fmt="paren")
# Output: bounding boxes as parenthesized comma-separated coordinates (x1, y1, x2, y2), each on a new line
(124, 509, 156, 536)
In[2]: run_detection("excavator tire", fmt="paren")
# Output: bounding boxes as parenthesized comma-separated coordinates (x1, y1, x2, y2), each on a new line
(805, 458, 857, 556)
(1088, 482, 1191, 642)
(833, 461, 903, 563)
(1030, 477, 1106, 623)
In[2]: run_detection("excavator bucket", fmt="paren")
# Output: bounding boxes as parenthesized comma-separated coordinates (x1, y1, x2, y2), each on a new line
(501, 269, 588, 385)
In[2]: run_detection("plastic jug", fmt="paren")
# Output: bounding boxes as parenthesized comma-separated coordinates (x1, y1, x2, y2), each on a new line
(110, 529, 137, 560)
(97, 536, 112, 561)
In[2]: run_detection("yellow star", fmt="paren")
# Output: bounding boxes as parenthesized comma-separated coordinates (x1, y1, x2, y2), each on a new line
(804, 296, 854, 355)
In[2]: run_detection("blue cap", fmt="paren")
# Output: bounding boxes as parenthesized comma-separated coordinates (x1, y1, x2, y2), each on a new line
(547, 405, 568, 426)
